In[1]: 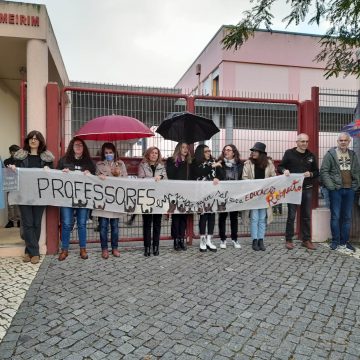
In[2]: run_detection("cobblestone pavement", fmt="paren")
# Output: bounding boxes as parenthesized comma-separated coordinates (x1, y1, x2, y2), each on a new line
(0, 257, 42, 341)
(1, 238, 360, 360)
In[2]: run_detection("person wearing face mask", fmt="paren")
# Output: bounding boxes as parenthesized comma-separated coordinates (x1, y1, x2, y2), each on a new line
(217, 144, 243, 249)
(92, 142, 127, 259)
(166, 142, 192, 251)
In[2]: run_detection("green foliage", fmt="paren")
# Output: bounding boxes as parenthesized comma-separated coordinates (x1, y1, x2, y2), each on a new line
(222, 0, 360, 78)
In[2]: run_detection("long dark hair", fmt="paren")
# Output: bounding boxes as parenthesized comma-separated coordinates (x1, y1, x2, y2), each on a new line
(218, 144, 241, 163)
(100, 142, 119, 161)
(249, 152, 269, 169)
(23, 130, 47, 154)
(64, 137, 91, 162)
(194, 144, 213, 164)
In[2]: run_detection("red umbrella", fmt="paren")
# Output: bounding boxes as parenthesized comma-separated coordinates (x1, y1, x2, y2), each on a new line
(75, 115, 154, 141)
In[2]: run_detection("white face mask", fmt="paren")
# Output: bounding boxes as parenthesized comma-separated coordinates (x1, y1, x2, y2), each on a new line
(105, 154, 114, 161)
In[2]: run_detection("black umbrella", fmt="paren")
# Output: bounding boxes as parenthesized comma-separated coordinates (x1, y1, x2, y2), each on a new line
(156, 112, 220, 143)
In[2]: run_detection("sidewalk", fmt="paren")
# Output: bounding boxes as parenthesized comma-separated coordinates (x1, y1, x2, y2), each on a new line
(1, 237, 360, 359)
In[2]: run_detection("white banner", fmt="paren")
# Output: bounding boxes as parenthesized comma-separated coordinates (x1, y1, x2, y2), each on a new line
(8, 168, 304, 214)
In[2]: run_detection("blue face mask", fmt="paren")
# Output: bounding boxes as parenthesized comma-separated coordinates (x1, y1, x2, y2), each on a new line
(105, 154, 114, 161)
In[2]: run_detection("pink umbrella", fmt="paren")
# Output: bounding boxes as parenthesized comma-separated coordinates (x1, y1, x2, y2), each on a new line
(75, 115, 154, 141)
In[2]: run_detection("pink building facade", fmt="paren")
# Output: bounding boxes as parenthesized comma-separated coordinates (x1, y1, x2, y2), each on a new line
(175, 27, 358, 100)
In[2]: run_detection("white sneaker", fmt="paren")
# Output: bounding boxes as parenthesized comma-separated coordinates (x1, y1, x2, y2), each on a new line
(206, 235, 217, 252)
(337, 245, 352, 254)
(220, 240, 227, 249)
(232, 240, 241, 249)
(199, 235, 207, 252)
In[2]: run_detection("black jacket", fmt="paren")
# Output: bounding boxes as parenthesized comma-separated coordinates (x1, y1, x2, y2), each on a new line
(278, 148, 319, 188)
(14, 149, 54, 169)
(166, 157, 191, 180)
(191, 159, 224, 181)
(3, 156, 16, 167)
(57, 156, 96, 174)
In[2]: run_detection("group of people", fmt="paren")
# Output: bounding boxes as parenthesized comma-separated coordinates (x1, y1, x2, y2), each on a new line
(4, 130, 360, 264)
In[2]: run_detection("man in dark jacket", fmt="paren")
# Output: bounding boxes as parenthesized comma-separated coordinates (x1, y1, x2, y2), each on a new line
(278, 133, 319, 250)
(320, 132, 360, 251)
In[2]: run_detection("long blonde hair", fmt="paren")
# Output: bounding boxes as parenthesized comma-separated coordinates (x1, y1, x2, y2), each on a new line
(171, 142, 192, 165)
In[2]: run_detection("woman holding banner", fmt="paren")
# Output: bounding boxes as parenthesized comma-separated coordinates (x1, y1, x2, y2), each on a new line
(10, 130, 54, 264)
(242, 142, 276, 251)
(138, 146, 167, 256)
(192, 144, 223, 253)
(93, 142, 127, 259)
(57, 137, 96, 261)
(165, 142, 192, 251)
(217, 144, 243, 250)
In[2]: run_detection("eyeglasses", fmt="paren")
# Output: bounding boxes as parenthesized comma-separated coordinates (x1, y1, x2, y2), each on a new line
(224, 148, 233, 152)
(30, 137, 39, 142)
(74, 143, 83, 147)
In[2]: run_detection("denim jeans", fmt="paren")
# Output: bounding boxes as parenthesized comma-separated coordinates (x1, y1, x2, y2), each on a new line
(60, 207, 88, 250)
(286, 188, 312, 241)
(18, 205, 45, 256)
(99, 217, 119, 249)
(250, 208, 267, 240)
(329, 188, 355, 246)
(218, 211, 238, 240)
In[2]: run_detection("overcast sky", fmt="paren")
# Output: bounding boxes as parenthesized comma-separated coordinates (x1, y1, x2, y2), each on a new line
(12, 0, 328, 87)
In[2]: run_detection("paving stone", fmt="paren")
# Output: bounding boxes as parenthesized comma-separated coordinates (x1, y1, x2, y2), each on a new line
(1, 241, 360, 359)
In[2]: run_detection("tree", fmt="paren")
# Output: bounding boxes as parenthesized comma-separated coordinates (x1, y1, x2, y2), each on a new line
(222, 0, 360, 79)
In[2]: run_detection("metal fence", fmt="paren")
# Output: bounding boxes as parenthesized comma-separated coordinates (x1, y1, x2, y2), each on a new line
(318, 88, 358, 208)
(62, 87, 301, 245)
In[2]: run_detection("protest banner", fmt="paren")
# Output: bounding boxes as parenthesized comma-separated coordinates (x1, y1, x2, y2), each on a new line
(8, 168, 304, 214)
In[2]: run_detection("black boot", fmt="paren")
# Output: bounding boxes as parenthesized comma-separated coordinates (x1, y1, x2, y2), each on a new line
(173, 238, 179, 250)
(175, 238, 181, 251)
(5, 220, 14, 228)
(144, 246, 151, 257)
(179, 238, 187, 251)
(153, 245, 159, 256)
(258, 239, 265, 251)
(252, 239, 259, 251)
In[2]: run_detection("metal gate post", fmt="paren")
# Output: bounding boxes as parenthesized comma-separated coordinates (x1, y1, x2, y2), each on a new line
(311, 87, 320, 209)
(46, 82, 61, 255)
(185, 96, 195, 245)
(298, 90, 320, 239)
